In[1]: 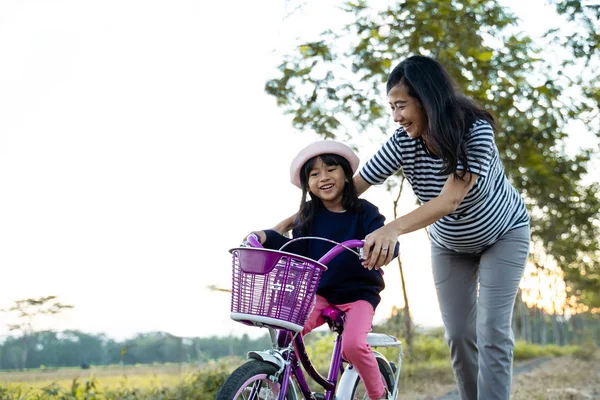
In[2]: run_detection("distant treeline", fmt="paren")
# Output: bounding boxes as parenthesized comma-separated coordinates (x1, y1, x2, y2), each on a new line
(513, 303, 600, 347)
(0, 330, 271, 370)
(1, 300, 598, 371)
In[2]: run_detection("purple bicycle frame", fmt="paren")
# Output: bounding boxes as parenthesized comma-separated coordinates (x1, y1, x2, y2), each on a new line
(269, 239, 365, 400)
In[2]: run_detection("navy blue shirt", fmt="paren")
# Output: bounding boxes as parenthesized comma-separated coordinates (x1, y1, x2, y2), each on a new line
(263, 199, 398, 310)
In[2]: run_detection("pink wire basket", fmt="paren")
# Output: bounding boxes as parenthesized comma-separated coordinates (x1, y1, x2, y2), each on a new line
(229, 247, 327, 332)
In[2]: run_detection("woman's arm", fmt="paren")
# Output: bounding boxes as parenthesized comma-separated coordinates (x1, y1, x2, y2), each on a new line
(362, 172, 479, 269)
(360, 201, 400, 268)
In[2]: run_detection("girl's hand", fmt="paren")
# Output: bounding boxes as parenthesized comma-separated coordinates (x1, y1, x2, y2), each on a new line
(362, 224, 399, 270)
(243, 231, 266, 244)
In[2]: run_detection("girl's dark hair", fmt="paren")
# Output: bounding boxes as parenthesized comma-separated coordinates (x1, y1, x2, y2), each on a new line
(295, 154, 361, 235)
(387, 55, 496, 179)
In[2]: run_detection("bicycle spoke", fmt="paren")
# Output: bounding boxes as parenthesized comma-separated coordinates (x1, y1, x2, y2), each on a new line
(239, 379, 279, 400)
(248, 380, 262, 399)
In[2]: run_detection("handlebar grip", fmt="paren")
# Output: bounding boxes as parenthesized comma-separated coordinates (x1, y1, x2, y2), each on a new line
(246, 233, 263, 248)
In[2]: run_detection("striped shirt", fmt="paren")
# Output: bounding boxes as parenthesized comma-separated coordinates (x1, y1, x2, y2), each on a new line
(360, 120, 530, 253)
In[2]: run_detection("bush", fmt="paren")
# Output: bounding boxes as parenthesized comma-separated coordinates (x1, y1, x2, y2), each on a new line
(179, 362, 229, 399)
(513, 340, 579, 360)
(410, 334, 449, 362)
(572, 341, 598, 361)
(400, 359, 454, 383)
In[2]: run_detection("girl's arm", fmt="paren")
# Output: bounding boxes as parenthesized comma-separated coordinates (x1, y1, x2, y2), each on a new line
(271, 214, 296, 235)
(248, 230, 267, 244)
(362, 172, 478, 269)
(354, 173, 372, 197)
(245, 230, 289, 250)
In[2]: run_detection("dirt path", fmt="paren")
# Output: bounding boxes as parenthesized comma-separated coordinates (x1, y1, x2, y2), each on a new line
(399, 355, 600, 400)
(510, 355, 600, 399)
(433, 358, 551, 400)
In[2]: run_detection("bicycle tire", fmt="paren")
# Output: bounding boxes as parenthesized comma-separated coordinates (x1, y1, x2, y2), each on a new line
(215, 360, 296, 400)
(349, 357, 395, 399)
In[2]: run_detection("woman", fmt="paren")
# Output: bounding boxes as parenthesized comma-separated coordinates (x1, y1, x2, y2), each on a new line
(273, 55, 530, 400)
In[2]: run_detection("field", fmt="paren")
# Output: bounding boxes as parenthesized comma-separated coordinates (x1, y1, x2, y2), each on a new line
(0, 363, 198, 391)
(0, 361, 228, 399)
(0, 347, 597, 399)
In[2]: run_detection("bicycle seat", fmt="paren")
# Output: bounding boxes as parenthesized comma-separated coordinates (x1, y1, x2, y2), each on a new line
(322, 307, 344, 333)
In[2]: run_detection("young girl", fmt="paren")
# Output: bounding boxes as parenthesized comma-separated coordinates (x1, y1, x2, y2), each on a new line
(251, 140, 397, 400)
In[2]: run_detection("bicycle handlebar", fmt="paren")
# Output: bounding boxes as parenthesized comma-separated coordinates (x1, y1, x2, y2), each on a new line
(317, 239, 363, 264)
(246, 233, 263, 248)
(243, 234, 364, 266)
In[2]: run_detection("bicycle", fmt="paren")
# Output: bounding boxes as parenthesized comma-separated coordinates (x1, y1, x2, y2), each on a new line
(215, 234, 403, 400)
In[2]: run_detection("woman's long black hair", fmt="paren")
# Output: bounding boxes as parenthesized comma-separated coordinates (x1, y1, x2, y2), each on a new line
(387, 55, 496, 179)
(295, 154, 361, 235)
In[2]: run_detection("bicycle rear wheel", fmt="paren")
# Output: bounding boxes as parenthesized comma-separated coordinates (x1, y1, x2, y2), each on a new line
(215, 360, 295, 400)
(349, 357, 395, 399)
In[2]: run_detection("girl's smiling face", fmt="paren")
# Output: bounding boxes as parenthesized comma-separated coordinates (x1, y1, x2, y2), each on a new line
(388, 83, 428, 139)
(307, 157, 346, 211)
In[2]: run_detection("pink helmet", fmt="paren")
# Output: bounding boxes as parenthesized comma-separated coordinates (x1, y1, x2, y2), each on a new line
(290, 140, 360, 188)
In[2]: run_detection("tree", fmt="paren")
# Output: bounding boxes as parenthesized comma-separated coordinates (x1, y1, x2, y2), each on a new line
(264, 0, 600, 308)
(384, 172, 414, 357)
(1, 296, 73, 369)
(544, 0, 600, 309)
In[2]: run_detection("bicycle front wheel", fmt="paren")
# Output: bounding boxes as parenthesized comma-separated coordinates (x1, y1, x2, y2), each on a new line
(349, 357, 395, 400)
(215, 360, 295, 400)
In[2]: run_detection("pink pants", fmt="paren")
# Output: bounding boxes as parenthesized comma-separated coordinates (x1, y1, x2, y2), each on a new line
(302, 295, 385, 400)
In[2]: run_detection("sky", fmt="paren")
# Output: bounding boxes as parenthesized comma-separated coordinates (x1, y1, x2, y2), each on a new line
(0, 0, 593, 340)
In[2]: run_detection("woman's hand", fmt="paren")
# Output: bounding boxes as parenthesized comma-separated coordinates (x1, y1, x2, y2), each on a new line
(362, 224, 399, 270)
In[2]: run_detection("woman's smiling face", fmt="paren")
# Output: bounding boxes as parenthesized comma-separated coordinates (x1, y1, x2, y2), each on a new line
(388, 83, 428, 139)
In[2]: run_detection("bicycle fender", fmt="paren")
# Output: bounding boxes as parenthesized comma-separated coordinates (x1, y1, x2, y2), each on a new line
(247, 351, 285, 369)
(336, 365, 359, 398)
(336, 352, 394, 398)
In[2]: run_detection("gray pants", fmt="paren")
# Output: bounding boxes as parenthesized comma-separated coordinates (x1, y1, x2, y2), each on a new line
(431, 226, 530, 400)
